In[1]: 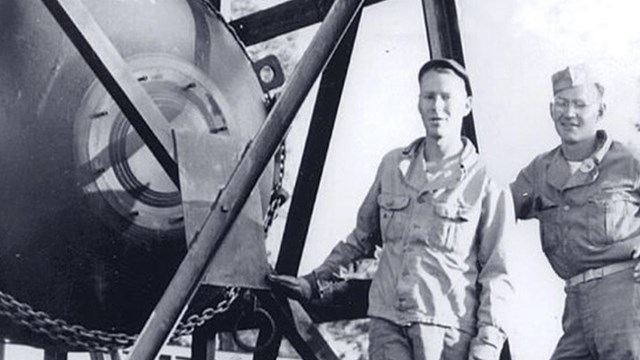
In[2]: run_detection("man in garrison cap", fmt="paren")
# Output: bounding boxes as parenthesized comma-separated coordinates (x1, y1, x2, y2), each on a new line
(511, 64, 640, 359)
(270, 59, 515, 360)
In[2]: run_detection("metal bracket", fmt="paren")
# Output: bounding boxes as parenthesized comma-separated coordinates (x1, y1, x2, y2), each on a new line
(253, 55, 286, 93)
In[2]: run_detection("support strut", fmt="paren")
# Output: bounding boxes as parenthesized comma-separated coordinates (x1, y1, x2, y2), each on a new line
(421, 0, 478, 148)
(127, 1, 366, 359)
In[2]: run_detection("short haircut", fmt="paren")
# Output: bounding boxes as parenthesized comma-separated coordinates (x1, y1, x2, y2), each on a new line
(418, 58, 472, 96)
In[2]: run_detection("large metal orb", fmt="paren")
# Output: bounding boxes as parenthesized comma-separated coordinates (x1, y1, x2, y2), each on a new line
(0, 0, 269, 336)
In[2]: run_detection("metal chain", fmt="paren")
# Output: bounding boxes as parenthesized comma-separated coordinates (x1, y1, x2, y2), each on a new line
(170, 286, 241, 340)
(263, 140, 287, 232)
(0, 291, 135, 352)
(176, 139, 287, 340)
(0, 141, 287, 351)
(0, 1, 290, 352)
(0, 285, 242, 352)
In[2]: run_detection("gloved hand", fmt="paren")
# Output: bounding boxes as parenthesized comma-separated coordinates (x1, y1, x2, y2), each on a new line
(266, 273, 316, 302)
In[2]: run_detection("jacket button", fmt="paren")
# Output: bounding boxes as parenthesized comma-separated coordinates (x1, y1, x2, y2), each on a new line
(563, 205, 570, 211)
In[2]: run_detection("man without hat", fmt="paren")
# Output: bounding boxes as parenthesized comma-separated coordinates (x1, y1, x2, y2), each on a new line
(269, 58, 514, 360)
(511, 64, 640, 358)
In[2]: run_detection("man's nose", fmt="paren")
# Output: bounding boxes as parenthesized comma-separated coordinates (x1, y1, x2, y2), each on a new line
(565, 104, 577, 117)
(432, 96, 445, 111)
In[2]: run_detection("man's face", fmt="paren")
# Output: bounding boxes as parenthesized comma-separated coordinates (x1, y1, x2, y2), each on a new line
(418, 69, 471, 141)
(550, 85, 604, 144)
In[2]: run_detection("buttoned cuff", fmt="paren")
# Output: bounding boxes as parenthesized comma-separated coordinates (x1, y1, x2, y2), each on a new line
(306, 270, 351, 302)
(302, 272, 320, 300)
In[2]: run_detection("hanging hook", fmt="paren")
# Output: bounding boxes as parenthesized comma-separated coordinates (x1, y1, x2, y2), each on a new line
(231, 298, 277, 353)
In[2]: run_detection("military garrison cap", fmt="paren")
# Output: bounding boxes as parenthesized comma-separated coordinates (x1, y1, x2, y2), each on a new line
(552, 64, 599, 95)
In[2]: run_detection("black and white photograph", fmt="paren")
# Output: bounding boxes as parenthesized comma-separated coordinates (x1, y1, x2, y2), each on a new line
(1, 0, 640, 359)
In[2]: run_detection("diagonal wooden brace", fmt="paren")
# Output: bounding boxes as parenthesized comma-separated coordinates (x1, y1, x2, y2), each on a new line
(126, 1, 367, 359)
(255, 292, 340, 360)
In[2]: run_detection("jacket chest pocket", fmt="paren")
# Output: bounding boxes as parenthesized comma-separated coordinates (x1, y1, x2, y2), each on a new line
(588, 193, 640, 245)
(428, 202, 477, 252)
(377, 193, 410, 243)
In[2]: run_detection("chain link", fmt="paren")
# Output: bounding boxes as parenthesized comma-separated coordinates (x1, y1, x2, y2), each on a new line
(0, 291, 136, 352)
(0, 285, 242, 352)
(170, 286, 241, 340)
(263, 140, 287, 232)
(0, 140, 287, 352)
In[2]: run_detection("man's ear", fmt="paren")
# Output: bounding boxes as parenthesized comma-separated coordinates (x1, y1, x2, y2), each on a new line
(549, 102, 554, 119)
(464, 96, 472, 116)
(598, 103, 606, 118)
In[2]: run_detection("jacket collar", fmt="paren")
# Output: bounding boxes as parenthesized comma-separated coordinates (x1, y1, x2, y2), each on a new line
(402, 136, 478, 171)
(400, 137, 478, 192)
(546, 130, 612, 191)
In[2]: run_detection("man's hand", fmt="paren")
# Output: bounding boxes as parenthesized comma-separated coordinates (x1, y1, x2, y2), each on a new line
(266, 273, 314, 302)
(468, 326, 504, 360)
(468, 342, 500, 360)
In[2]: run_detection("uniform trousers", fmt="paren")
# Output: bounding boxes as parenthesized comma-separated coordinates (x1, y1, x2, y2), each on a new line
(368, 317, 472, 360)
(552, 268, 640, 360)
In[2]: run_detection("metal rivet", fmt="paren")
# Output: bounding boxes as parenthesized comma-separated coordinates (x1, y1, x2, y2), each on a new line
(259, 65, 275, 84)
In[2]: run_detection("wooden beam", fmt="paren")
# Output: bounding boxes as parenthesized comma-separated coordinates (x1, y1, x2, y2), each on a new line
(230, 0, 386, 46)
(253, 10, 362, 360)
(421, 0, 478, 149)
(126, 1, 366, 359)
(275, 1, 362, 279)
(44, 349, 67, 360)
(256, 292, 339, 360)
(192, 326, 217, 360)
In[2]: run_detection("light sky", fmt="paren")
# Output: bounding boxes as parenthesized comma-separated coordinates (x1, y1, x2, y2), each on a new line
(260, 1, 640, 359)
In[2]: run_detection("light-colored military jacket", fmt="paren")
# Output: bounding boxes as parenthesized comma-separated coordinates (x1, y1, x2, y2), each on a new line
(512, 130, 640, 279)
(314, 137, 513, 347)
